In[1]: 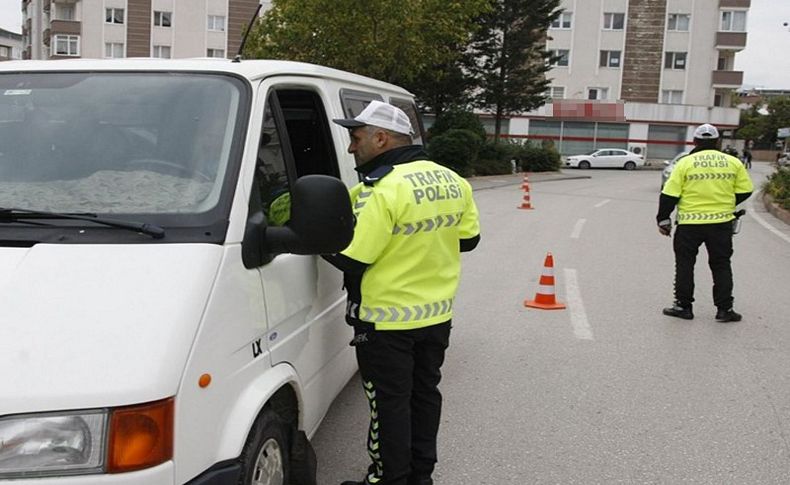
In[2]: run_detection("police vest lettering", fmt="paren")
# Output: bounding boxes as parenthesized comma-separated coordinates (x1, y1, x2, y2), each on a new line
(403, 169, 463, 205)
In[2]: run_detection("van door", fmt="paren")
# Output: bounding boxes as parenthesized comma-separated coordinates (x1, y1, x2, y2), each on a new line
(250, 79, 352, 434)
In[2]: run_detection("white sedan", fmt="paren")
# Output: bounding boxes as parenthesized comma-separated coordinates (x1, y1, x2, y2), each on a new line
(565, 148, 645, 170)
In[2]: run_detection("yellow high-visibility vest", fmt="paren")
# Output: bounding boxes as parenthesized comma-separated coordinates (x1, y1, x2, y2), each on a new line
(341, 160, 480, 330)
(662, 149, 753, 224)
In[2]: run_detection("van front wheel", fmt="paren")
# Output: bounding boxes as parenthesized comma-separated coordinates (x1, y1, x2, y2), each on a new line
(238, 408, 290, 485)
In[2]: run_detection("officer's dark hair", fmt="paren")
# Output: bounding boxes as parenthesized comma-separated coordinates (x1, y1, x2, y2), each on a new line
(694, 137, 719, 151)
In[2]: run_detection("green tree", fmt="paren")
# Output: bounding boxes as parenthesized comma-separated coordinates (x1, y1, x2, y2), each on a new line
(467, 0, 562, 142)
(766, 97, 790, 145)
(736, 105, 766, 145)
(244, 0, 489, 114)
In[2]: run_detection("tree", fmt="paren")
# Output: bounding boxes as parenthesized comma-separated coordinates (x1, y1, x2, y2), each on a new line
(737, 97, 790, 149)
(468, 0, 562, 142)
(244, 0, 489, 114)
(766, 97, 790, 145)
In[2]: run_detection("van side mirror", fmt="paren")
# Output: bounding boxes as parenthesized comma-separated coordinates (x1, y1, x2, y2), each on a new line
(265, 174, 354, 255)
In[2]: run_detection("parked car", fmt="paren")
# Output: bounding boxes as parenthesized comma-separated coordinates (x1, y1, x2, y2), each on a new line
(778, 151, 790, 167)
(661, 151, 690, 189)
(565, 148, 644, 170)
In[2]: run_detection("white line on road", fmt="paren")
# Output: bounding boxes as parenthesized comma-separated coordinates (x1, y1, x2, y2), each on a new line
(748, 192, 790, 245)
(564, 269, 594, 340)
(594, 199, 611, 208)
(571, 219, 587, 239)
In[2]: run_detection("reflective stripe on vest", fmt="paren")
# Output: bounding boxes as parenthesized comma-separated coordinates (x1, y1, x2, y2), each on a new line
(347, 298, 454, 322)
(677, 211, 732, 222)
(391, 213, 463, 235)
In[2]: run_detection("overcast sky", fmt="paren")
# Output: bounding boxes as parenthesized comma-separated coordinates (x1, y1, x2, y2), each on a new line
(1, 0, 788, 89)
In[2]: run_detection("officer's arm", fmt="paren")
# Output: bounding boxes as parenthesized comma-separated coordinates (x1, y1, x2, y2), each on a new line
(656, 193, 679, 223)
(460, 235, 480, 252)
(321, 253, 369, 275)
(735, 192, 752, 205)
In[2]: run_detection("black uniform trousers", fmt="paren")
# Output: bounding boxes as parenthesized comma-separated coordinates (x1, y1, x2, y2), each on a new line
(673, 222, 734, 310)
(351, 321, 451, 485)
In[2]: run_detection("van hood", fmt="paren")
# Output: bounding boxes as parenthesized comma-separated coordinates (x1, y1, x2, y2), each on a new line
(0, 244, 223, 415)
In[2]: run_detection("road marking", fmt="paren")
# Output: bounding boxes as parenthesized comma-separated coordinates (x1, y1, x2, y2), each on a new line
(748, 192, 790, 245)
(594, 199, 611, 208)
(571, 219, 586, 239)
(564, 269, 593, 340)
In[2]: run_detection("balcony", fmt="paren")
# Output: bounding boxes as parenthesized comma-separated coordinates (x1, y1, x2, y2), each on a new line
(50, 20, 81, 35)
(712, 70, 744, 88)
(719, 0, 750, 7)
(715, 32, 747, 51)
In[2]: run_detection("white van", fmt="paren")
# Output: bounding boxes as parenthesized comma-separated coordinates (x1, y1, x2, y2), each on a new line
(0, 59, 424, 484)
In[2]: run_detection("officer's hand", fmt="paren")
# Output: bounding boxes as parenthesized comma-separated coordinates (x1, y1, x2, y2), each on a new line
(658, 220, 672, 237)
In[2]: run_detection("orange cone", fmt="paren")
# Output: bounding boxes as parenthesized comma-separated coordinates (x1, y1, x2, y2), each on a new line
(518, 175, 534, 210)
(524, 252, 566, 310)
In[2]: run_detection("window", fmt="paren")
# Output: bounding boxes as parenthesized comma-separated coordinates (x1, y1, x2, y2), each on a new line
(207, 48, 225, 58)
(207, 15, 226, 31)
(667, 13, 690, 31)
(603, 13, 624, 30)
(54, 35, 79, 56)
(587, 87, 608, 100)
(545, 86, 565, 99)
(0, 46, 8, 58)
(714, 94, 723, 107)
(718, 57, 728, 70)
(661, 90, 683, 104)
(55, 4, 75, 21)
(104, 42, 124, 58)
(664, 52, 687, 70)
(720, 10, 746, 32)
(551, 12, 572, 29)
(599, 50, 621, 68)
(152, 45, 171, 58)
(105, 8, 124, 24)
(548, 49, 569, 67)
(154, 11, 172, 27)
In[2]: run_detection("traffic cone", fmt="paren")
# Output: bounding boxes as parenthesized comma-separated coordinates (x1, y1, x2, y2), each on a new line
(518, 175, 534, 210)
(524, 252, 566, 310)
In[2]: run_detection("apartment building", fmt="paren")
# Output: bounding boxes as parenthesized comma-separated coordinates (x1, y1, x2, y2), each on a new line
(509, 0, 750, 159)
(0, 28, 23, 61)
(21, 0, 262, 61)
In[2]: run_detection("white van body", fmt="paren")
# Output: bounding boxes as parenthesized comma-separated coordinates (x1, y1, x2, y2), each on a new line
(0, 59, 423, 484)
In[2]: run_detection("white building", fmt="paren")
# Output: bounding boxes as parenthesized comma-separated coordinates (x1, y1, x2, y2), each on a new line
(21, 0, 261, 61)
(507, 0, 750, 160)
(0, 28, 23, 61)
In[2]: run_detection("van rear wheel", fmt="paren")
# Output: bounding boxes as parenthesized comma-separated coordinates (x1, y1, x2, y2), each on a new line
(239, 408, 290, 485)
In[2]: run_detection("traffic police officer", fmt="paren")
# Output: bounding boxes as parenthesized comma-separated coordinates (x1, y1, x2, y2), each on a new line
(657, 123, 753, 322)
(327, 101, 480, 485)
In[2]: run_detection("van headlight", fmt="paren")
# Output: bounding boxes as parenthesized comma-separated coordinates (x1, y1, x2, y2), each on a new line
(0, 411, 107, 478)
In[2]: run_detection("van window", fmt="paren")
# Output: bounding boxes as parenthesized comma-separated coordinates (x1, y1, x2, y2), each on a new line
(390, 97, 424, 145)
(339, 89, 383, 118)
(253, 88, 339, 227)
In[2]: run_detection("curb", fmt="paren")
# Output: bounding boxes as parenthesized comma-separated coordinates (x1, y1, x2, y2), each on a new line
(762, 192, 790, 226)
(468, 172, 591, 191)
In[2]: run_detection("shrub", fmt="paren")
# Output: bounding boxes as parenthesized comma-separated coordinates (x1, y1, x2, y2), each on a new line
(428, 109, 487, 143)
(765, 167, 790, 210)
(427, 128, 481, 177)
(473, 140, 521, 176)
(517, 141, 562, 172)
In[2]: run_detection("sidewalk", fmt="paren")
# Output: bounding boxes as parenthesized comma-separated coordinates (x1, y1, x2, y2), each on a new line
(468, 171, 591, 191)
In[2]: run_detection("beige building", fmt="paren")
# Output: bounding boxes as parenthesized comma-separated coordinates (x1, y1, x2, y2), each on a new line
(0, 28, 23, 61)
(511, 0, 751, 159)
(21, 0, 261, 61)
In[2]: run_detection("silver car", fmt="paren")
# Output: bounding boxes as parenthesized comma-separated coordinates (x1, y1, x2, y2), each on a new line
(661, 151, 689, 189)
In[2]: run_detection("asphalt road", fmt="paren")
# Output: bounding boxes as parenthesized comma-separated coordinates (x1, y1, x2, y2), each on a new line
(313, 161, 790, 484)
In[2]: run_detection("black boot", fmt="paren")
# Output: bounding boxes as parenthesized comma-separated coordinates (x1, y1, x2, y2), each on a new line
(716, 308, 742, 322)
(662, 303, 693, 320)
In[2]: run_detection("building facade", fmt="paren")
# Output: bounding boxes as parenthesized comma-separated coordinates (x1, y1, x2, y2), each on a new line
(510, 0, 750, 160)
(21, 0, 261, 61)
(0, 28, 23, 61)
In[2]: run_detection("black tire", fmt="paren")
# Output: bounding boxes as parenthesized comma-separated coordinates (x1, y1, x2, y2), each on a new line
(238, 408, 290, 485)
(624, 161, 636, 170)
(578, 160, 591, 169)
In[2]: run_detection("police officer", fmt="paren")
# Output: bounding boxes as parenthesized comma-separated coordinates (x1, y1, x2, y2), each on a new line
(657, 123, 753, 322)
(326, 100, 480, 485)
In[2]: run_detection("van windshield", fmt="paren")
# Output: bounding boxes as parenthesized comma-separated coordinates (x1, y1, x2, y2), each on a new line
(0, 72, 245, 216)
